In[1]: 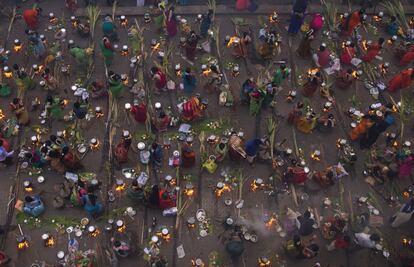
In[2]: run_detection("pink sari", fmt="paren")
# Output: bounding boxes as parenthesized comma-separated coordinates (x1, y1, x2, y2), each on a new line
(166, 11, 177, 37)
(236, 0, 250, 10)
(399, 156, 414, 177)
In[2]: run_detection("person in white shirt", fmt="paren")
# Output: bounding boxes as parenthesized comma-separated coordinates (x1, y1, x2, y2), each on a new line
(354, 232, 380, 248)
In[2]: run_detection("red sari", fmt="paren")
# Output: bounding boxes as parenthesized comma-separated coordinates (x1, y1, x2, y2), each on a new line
(342, 11, 361, 36)
(340, 47, 355, 65)
(388, 68, 414, 92)
(362, 43, 381, 62)
(155, 70, 167, 90)
(23, 9, 39, 30)
(166, 11, 177, 37)
(131, 103, 147, 123)
(399, 52, 414, 66)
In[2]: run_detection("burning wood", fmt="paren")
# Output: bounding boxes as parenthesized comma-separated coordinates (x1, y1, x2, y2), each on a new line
(226, 36, 240, 48)
(215, 182, 231, 197)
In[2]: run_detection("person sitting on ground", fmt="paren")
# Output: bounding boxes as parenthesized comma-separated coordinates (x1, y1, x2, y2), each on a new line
(354, 232, 380, 249)
(297, 210, 315, 236)
(0, 139, 13, 167)
(23, 195, 45, 217)
(126, 180, 147, 204)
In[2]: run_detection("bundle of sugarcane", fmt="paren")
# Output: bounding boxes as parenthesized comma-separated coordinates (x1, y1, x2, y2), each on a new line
(266, 116, 278, 168)
(382, 0, 408, 31)
(321, 0, 338, 32)
(87, 5, 101, 42)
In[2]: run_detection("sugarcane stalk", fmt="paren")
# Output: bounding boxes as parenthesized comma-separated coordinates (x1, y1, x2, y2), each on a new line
(4, 7, 16, 48)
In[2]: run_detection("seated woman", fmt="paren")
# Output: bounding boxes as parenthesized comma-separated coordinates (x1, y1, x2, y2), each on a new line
(158, 189, 176, 210)
(296, 112, 317, 133)
(312, 169, 335, 188)
(335, 69, 354, 90)
(111, 238, 130, 257)
(23, 195, 45, 217)
(126, 180, 147, 204)
(62, 146, 83, 171)
(152, 111, 171, 133)
(317, 113, 335, 133)
(284, 166, 309, 185)
(181, 140, 196, 168)
(180, 96, 204, 121)
(82, 192, 103, 217)
(228, 133, 246, 161)
(76, 21, 90, 38)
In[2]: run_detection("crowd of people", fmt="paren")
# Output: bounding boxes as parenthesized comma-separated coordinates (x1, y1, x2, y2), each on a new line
(1, 0, 414, 266)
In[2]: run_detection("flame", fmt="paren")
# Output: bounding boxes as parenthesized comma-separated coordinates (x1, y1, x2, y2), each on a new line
(95, 111, 104, 118)
(184, 188, 195, 197)
(307, 68, 319, 76)
(90, 228, 100, 237)
(251, 180, 264, 192)
(372, 16, 382, 22)
(18, 240, 30, 249)
(45, 236, 55, 247)
(362, 40, 368, 51)
(122, 77, 129, 86)
(265, 215, 277, 229)
(215, 184, 231, 197)
(117, 224, 126, 233)
(115, 182, 126, 192)
(0, 110, 5, 120)
(14, 44, 22, 52)
(152, 43, 161, 51)
(191, 259, 205, 267)
(311, 153, 321, 161)
(403, 191, 410, 198)
(157, 230, 171, 241)
(24, 187, 33, 193)
(202, 69, 211, 76)
(90, 140, 100, 151)
(121, 19, 128, 27)
(258, 258, 271, 266)
(3, 70, 12, 78)
(227, 36, 240, 48)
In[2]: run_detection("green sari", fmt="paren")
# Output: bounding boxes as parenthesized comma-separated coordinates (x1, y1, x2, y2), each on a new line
(100, 41, 114, 66)
(109, 79, 123, 98)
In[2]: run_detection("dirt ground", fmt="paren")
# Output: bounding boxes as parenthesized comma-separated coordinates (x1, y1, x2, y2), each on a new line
(0, 1, 413, 267)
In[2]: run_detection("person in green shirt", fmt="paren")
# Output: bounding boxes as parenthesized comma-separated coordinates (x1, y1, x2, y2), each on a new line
(102, 15, 118, 41)
(69, 46, 88, 73)
(272, 64, 289, 87)
(108, 71, 123, 98)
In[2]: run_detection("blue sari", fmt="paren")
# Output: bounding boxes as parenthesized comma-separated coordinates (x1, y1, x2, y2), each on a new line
(183, 73, 197, 96)
(288, 13, 303, 34)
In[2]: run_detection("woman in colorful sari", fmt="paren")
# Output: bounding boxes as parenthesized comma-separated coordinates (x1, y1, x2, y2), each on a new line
(10, 98, 30, 126)
(108, 71, 123, 98)
(232, 32, 252, 58)
(45, 96, 64, 120)
(182, 67, 197, 96)
(126, 180, 147, 205)
(362, 38, 384, 63)
(387, 68, 414, 92)
(340, 42, 356, 65)
(200, 10, 213, 38)
(45, 150, 65, 174)
(42, 68, 59, 92)
(296, 112, 317, 133)
(350, 116, 373, 141)
(13, 64, 35, 94)
(310, 13, 324, 32)
(334, 69, 354, 90)
(240, 78, 256, 104)
(102, 15, 118, 41)
(166, 6, 177, 37)
(399, 47, 414, 66)
(150, 67, 167, 94)
(302, 71, 322, 97)
(23, 8, 40, 30)
(100, 36, 114, 66)
(181, 139, 196, 168)
(62, 146, 83, 171)
(131, 100, 147, 123)
(249, 88, 264, 116)
(341, 9, 365, 36)
(185, 31, 199, 62)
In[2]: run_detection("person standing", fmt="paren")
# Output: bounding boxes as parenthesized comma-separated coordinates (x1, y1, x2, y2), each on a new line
(100, 36, 114, 66)
(245, 138, 262, 165)
(108, 71, 123, 98)
(200, 10, 213, 38)
(166, 6, 178, 37)
(10, 98, 30, 126)
(150, 67, 167, 94)
(0, 139, 13, 167)
(182, 67, 197, 96)
(23, 7, 40, 30)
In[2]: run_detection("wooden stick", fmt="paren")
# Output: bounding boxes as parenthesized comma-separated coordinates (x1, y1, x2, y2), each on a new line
(3, 7, 16, 48)
(290, 184, 299, 207)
